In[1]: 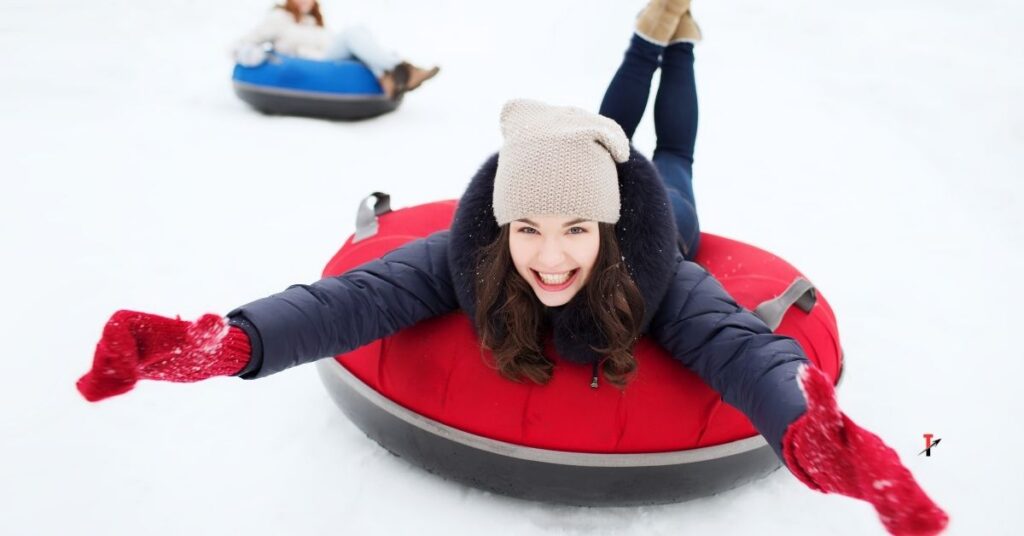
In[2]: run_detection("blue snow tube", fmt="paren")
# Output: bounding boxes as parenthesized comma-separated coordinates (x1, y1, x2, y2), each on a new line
(232, 54, 400, 121)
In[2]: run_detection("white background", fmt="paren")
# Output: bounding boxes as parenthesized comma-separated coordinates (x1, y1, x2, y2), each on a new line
(2, 0, 1021, 534)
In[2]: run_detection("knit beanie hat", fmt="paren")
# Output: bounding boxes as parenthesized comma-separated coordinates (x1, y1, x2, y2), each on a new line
(492, 99, 631, 225)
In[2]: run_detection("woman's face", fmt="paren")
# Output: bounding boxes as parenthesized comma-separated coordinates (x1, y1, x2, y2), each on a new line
(292, 0, 316, 14)
(508, 215, 600, 307)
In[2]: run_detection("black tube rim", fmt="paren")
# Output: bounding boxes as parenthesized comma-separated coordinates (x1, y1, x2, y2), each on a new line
(233, 80, 391, 102)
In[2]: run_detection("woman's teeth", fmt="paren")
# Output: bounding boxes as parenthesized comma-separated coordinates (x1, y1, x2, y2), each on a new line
(538, 270, 574, 285)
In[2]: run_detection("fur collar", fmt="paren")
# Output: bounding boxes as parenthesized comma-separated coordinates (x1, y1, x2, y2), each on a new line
(447, 148, 681, 364)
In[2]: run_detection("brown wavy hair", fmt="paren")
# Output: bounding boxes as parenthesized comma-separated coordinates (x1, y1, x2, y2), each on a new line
(474, 223, 645, 388)
(277, 0, 324, 26)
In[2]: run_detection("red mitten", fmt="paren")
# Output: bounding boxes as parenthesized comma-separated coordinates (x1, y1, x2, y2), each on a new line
(782, 364, 949, 535)
(76, 310, 252, 402)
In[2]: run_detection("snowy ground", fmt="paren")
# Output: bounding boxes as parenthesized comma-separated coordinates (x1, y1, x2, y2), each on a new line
(2, 0, 1022, 534)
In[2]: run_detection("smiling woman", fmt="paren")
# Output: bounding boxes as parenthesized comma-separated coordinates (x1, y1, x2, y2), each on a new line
(509, 216, 600, 306)
(463, 99, 650, 387)
(232, 0, 440, 100)
(475, 214, 645, 387)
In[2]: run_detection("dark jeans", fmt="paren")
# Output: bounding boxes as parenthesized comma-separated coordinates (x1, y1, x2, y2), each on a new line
(599, 35, 700, 260)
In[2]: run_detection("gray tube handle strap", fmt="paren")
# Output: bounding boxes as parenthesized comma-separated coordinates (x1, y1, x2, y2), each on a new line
(353, 192, 392, 243)
(752, 277, 817, 331)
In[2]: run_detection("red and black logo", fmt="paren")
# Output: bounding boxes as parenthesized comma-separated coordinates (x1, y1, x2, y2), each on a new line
(919, 433, 941, 456)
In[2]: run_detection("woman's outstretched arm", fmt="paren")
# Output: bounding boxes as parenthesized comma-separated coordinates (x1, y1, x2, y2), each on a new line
(78, 231, 458, 399)
(649, 260, 948, 535)
(230, 230, 458, 379)
(648, 261, 809, 459)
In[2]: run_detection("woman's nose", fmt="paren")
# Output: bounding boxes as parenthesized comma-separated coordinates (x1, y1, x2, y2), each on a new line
(536, 237, 566, 268)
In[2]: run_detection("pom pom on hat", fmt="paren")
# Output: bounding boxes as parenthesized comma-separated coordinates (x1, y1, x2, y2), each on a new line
(493, 99, 630, 225)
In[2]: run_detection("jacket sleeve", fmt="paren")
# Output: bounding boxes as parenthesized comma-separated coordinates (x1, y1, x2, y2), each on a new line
(233, 9, 290, 51)
(648, 260, 811, 461)
(227, 230, 459, 379)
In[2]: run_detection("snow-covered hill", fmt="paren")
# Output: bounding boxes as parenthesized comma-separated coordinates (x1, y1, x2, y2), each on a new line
(2, 0, 1021, 534)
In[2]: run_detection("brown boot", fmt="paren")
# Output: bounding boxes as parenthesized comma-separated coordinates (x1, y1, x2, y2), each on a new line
(377, 71, 396, 99)
(385, 63, 412, 101)
(669, 9, 702, 44)
(403, 63, 440, 92)
(636, 0, 692, 46)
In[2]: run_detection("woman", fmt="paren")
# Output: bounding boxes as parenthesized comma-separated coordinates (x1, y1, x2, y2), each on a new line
(82, 2, 947, 534)
(234, 0, 440, 100)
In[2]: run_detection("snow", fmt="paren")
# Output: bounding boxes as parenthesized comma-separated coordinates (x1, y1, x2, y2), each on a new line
(2, 0, 1022, 534)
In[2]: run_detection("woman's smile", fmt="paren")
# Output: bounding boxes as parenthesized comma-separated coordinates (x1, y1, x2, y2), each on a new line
(532, 268, 579, 291)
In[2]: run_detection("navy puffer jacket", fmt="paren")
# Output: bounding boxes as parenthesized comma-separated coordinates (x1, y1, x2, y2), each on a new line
(228, 149, 810, 461)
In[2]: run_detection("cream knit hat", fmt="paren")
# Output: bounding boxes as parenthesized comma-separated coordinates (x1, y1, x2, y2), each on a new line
(492, 99, 630, 225)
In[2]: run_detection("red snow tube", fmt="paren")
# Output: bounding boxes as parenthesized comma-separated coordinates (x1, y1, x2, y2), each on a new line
(317, 195, 843, 506)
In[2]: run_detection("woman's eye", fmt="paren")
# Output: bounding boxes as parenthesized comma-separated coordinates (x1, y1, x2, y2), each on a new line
(567, 226, 586, 234)
(517, 227, 538, 234)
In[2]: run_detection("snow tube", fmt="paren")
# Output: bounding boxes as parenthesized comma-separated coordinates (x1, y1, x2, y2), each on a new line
(317, 194, 844, 506)
(232, 55, 399, 121)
